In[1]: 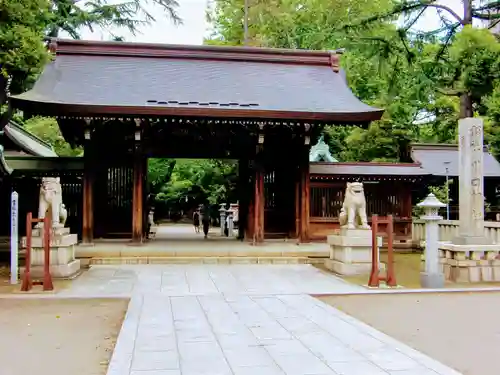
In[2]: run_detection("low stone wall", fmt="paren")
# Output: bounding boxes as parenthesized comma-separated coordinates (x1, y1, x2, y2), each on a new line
(421, 247, 500, 283)
(413, 220, 500, 247)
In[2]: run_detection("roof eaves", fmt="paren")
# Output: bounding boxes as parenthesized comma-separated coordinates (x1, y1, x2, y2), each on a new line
(0, 145, 13, 175)
(4, 121, 58, 157)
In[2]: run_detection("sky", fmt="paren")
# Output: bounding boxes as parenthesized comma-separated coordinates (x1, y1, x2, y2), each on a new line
(71, 0, 465, 45)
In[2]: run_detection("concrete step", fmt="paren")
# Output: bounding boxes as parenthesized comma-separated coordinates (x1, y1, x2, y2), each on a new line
(86, 256, 326, 266)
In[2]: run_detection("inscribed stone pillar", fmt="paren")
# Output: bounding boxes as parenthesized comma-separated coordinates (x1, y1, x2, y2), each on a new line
(453, 118, 491, 245)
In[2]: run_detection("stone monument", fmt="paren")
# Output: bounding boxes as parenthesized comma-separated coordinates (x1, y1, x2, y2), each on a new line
(21, 177, 81, 278)
(324, 182, 382, 275)
(438, 118, 500, 282)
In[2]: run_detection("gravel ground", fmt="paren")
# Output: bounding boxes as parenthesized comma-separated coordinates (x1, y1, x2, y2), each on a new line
(318, 292, 500, 375)
(0, 298, 128, 375)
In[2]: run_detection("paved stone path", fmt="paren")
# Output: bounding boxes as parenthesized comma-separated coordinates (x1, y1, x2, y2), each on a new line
(60, 264, 362, 297)
(62, 265, 462, 375)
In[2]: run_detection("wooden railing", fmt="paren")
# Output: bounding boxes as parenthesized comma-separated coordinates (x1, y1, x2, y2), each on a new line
(412, 219, 500, 246)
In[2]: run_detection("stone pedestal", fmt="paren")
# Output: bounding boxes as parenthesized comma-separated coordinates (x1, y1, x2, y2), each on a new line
(324, 228, 383, 275)
(21, 227, 81, 279)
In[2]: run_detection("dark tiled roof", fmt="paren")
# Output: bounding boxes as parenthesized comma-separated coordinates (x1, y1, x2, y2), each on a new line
(411, 143, 500, 177)
(310, 162, 427, 176)
(10, 39, 383, 122)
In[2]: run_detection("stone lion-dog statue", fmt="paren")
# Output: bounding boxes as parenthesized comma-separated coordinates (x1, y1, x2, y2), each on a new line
(339, 182, 370, 230)
(37, 177, 67, 228)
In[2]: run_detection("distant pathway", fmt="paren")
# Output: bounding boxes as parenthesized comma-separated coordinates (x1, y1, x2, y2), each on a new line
(58, 264, 461, 375)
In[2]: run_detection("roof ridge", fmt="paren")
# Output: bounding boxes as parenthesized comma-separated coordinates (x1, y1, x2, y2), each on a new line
(51, 38, 335, 66)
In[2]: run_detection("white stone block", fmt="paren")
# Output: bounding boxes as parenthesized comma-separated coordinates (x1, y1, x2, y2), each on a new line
(31, 246, 75, 266)
(21, 233, 77, 248)
(21, 259, 81, 279)
(481, 266, 493, 282)
(31, 227, 70, 237)
(493, 267, 500, 282)
(330, 245, 372, 263)
(325, 229, 384, 276)
(337, 228, 372, 238)
(440, 243, 500, 252)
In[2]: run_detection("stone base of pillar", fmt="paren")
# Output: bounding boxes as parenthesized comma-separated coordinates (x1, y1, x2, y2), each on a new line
(420, 272, 445, 288)
(325, 228, 384, 276)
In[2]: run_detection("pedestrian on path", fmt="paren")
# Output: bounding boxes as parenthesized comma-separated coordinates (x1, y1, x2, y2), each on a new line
(192, 209, 200, 234)
(200, 203, 210, 239)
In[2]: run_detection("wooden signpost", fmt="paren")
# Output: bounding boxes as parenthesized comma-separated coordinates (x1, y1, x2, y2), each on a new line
(21, 212, 54, 292)
(368, 214, 397, 287)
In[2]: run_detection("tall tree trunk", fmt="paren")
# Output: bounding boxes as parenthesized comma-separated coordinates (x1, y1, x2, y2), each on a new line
(460, 0, 473, 118)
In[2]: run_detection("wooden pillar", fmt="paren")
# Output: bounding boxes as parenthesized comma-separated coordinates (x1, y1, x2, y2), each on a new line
(254, 166, 265, 243)
(299, 148, 310, 242)
(246, 194, 254, 240)
(82, 125, 94, 244)
(238, 159, 248, 240)
(132, 121, 144, 243)
(294, 172, 300, 238)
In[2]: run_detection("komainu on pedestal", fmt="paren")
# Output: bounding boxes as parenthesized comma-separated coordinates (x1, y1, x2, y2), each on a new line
(338, 182, 371, 230)
(21, 177, 81, 279)
(325, 182, 382, 275)
(36, 177, 67, 228)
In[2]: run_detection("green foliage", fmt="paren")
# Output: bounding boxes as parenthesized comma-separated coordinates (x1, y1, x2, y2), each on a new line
(206, 0, 500, 163)
(47, 0, 181, 39)
(0, 0, 52, 95)
(22, 116, 82, 156)
(148, 158, 176, 194)
(151, 159, 238, 218)
(445, 26, 500, 103)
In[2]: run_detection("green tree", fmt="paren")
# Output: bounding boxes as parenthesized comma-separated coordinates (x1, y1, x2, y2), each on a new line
(148, 158, 176, 194)
(23, 116, 83, 156)
(343, 0, 500, 118)
(152, 159, 238, 219)
(0, 0, 52, 100)
(47, 0, 181, 39)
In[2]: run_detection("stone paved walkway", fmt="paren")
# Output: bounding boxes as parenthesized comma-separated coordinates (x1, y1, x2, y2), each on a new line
(60, 264, 363, 297)
(63, 265, 462, 375)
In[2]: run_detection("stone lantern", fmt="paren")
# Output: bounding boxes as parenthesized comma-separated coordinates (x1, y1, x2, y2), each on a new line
(219, 204, 227, 236)
(417, 193, 446, 288)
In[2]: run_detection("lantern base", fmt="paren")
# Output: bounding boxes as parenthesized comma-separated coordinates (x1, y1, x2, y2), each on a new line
(420, 271, 445, 288)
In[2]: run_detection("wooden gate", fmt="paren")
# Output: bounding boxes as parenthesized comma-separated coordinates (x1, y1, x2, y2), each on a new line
(94, 164, 134, 238)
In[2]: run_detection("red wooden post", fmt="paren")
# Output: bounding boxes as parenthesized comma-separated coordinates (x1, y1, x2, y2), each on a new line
(21, 212, 54, 292)
(42, 215, 54, 291)
(20, 212, 33, 292)
(386, 215, 397, 287)
(368, 215, 398, 288)
(368, 215, 380, 287)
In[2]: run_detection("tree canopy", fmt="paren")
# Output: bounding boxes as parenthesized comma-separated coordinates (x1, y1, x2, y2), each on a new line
(206, 0, 500, 161)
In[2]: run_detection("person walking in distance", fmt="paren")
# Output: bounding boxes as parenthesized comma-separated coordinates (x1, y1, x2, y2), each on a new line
(192, 209, 200, 234)
(200, 203, 210, 239)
